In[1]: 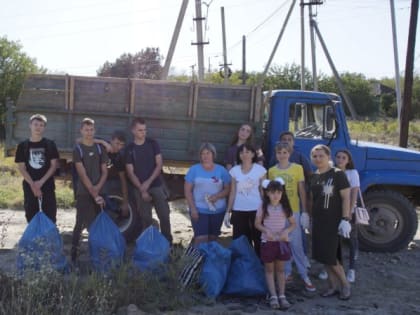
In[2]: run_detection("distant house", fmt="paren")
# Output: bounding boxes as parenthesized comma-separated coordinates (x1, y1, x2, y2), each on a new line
(371, 82, 396, 97)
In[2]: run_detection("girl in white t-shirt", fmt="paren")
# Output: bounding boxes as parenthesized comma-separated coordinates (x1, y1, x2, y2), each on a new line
(226, 143, 266, 256)
(335, 149, 360, 283)
(255, 178, 296, 310)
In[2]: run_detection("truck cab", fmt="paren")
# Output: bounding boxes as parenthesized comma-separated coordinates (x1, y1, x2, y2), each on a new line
(266, 90, 420, 252)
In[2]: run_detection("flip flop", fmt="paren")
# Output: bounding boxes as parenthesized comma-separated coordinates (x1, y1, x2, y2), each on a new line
(338, 285, 351, 300)
(321, 288, 339, 297)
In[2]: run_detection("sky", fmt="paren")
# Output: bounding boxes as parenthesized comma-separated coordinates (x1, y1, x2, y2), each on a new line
(1, 0, 418, 79)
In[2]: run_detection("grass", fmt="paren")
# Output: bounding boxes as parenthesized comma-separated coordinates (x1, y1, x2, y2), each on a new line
(0, 246, 201, 314)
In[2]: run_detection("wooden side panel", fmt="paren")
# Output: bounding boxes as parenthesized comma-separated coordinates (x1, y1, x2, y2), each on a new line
(18, 76, 66, 110)
(73, 77, 129, 113)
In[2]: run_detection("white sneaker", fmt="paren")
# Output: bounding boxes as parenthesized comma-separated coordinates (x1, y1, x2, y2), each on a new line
(347, 269, 355, 283)
(318, 270, 328, 280)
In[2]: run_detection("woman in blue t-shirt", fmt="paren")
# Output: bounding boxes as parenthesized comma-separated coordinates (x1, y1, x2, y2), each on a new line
(184, 143, 231, 247)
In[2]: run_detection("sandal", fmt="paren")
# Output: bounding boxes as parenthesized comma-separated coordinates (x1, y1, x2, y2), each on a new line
(321, 288, 339, 297)
(278, 295, 291, 310)
(338, 285, 351, 300)
(269, 296, 280, 309)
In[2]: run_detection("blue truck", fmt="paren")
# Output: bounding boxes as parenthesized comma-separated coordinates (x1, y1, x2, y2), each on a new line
(5, 74, 420, 251)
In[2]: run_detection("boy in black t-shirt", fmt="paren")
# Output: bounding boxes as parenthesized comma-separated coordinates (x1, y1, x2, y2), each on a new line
(15, 114, 59, 223)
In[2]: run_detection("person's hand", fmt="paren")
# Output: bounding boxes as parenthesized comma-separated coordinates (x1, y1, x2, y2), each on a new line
(277, 230, 289, 242)
(30, 183, 42, 198)
(141, 191, 152, 202)
(300, 212, 310, 230)
(266, 229, 276, 241)
(95, 195, 105, 208)
(223, 212, 231, 228)
(190, 208, 199, 221)
(338, 219, 352, 238)
(141, 180, 151, 193)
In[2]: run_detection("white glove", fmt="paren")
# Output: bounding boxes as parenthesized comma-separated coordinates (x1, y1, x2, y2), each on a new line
(338, 219, 352, 238)
(223, 212, 231, 228)
(300, 212, 310, 230)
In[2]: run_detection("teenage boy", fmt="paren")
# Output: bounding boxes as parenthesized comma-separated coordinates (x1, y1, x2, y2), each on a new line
(95, 130, 130, 217)
(125, 117, 172, 244)
(15, 114, 59, 223)
(71, 117, 108, 262)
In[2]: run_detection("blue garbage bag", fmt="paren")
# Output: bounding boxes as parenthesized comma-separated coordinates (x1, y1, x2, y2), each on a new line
(17, 211, 69, 273)
(198, 241, 231, 298)
(133, 226, 170, 272)
(222, 236, 267, 296)
(89, 211, 126, 273)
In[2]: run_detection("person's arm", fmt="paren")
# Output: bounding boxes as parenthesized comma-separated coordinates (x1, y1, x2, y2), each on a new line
(226, 178, 237, 212)
(255, 211, 275, 241)
(208, 181, 230, 204)
(340, 187, 351, 219)
(126, 163, 151, 201)
(279, 215, 297, 241)
(298, 180, 308, 211)
(17, 162, 42, 197)
(118, 171, 129, 213)
(34, 158, 58, 191)
(94, 138, 112, 153)
(93, 162, 108, 195)
(141, 153, 163, 192)
(75, 162, 95, 197)
(184, 181, 198, 221)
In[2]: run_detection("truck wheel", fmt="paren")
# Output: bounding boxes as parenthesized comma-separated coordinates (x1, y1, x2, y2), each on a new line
(104, 195, 141, 243)
(358, 190, 418, 252)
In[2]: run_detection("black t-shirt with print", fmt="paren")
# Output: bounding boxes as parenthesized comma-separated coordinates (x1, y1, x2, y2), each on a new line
(15, 138, 59, 189)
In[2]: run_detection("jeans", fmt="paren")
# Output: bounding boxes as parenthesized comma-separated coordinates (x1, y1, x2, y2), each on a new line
(285, 212, 311, 280)
(133, 185, 172, 243)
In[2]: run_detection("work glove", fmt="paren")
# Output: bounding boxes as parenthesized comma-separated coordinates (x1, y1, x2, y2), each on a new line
(338, 219, 352, 238)
(300, 212, 310, 230)
(223, 212, 231, 228)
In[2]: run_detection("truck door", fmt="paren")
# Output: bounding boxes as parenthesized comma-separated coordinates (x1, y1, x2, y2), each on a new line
(288, 101, 341, 161)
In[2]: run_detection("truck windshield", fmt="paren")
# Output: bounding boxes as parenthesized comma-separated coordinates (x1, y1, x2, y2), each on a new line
(289, 102, 336, 139)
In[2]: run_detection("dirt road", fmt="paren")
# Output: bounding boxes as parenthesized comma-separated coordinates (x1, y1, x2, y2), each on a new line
(0, 202, 419, 315)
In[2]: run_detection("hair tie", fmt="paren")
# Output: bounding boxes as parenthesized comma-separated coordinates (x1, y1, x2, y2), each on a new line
(262, 179, 271, 189)
(275, 177, 285, 185)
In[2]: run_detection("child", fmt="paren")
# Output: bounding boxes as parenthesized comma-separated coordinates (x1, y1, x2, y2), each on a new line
(255, 178, 296, 310)
(268, 142, 315, 292)
(15, 114, 59, 223)
(71, 118, 108, 263)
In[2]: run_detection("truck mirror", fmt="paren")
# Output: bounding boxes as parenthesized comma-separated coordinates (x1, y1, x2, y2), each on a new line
(325, 106, 336, 132)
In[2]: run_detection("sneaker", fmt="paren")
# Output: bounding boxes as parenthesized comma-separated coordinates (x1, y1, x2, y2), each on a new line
(304, 278, 316, 292)
(278, 295, 291, 309)
(318, 270, 328, 280)
(347, 269, 356, 283)
(269, 296, 280, 309)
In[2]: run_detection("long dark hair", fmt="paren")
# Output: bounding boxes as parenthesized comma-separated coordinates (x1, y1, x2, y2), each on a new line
(230, 123, 255, 146)
(262, 180, 293, 219)
(236, 143, 258, 165)
(335, 149, 355, 170)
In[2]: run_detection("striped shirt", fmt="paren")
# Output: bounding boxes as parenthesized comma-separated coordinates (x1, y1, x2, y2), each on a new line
(257, 204, 288, 241)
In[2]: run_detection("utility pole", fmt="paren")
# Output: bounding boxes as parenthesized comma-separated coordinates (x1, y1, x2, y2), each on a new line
(258, 0, 297, 86)
(161, 0, 189, 80)
(308, 1, 319, 90)
(242, 35, 246, 85)
(399, 0, 418, 147)
(300, 0, 306, 90)
(221, 7, 229, 84)
(311, 19, 357, 119)
(390, 0, 402, 124)
(192, 0, 209, 81)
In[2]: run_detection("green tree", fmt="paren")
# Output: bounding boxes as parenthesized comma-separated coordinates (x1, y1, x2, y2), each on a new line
(0, 37, 42, 136)
(97, 48, 163, 79)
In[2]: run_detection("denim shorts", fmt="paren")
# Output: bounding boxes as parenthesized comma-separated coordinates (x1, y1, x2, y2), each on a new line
(191, 211, 225, 237)
(260, 241, 291, 263)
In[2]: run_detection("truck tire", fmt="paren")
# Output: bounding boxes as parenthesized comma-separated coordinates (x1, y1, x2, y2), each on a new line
(104, 195, 141, 243)
(358, 190, 418, 252)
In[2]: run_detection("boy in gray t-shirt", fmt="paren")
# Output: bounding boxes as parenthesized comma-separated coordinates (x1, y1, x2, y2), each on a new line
(71, 118, 108, 263)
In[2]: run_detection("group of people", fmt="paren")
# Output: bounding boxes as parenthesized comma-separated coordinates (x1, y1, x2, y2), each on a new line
(15, 114, 172, 263)
(16, 115, 360, 309)
(184, 123, 361, 309)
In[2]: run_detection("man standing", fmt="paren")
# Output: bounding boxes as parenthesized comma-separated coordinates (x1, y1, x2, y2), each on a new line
(71, 118, 108, 262)
(15, 114, 59, 223)
(126, 117, 172, 244)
